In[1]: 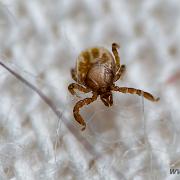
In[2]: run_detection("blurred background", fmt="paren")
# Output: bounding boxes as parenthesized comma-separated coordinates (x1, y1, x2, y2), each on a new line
(0, 0, 180, 179)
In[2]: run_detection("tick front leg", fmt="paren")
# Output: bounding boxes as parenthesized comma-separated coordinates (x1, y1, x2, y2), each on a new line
(71, 68, 78, 82)
(112, 43, 120, 66)
(111, 85, 160, 102)
(73, 93, 98, 131)
(114, 64, 126, 82)
(68, 83, 91, 96)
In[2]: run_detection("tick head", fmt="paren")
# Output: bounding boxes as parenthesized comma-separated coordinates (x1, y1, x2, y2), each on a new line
(100, 92, 113, 107)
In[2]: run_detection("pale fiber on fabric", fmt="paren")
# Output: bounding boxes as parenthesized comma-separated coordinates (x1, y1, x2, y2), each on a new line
(0, 0, 180, 179)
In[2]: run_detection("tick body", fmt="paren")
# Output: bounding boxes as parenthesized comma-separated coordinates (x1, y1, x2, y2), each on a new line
(68, 43, 159, 131)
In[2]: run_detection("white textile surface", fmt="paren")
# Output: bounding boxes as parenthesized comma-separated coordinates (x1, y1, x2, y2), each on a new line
(0, 0, 180, 179)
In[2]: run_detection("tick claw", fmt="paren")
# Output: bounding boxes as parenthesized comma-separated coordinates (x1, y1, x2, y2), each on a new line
(156, 97, 160, 101)
(81, 125, 86, 131)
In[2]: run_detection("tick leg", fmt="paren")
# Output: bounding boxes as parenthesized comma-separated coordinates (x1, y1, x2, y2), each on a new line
(111, 85, 160, 102)
(71, 68, 78, 82)
(73, 93, 98, 131)
(114, 64, 126, 82)
(112, 43, 120, 66)
(68, 83, 91, 96)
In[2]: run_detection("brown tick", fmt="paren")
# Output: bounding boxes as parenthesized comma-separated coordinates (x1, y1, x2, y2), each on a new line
(68, 43, 160, 131)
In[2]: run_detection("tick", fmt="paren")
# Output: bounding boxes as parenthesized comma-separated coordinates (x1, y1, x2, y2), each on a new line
(68, 43, 159, 131)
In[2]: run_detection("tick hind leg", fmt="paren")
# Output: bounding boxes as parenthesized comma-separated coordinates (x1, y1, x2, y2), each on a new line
(73, 93, 98, 131)
(68, 83, 91, 96)
(111, 85, 160, 102)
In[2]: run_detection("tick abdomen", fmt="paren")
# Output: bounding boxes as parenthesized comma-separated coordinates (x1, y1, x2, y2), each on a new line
(85, 63, 114, 93)
(76, 47, 115, 84)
